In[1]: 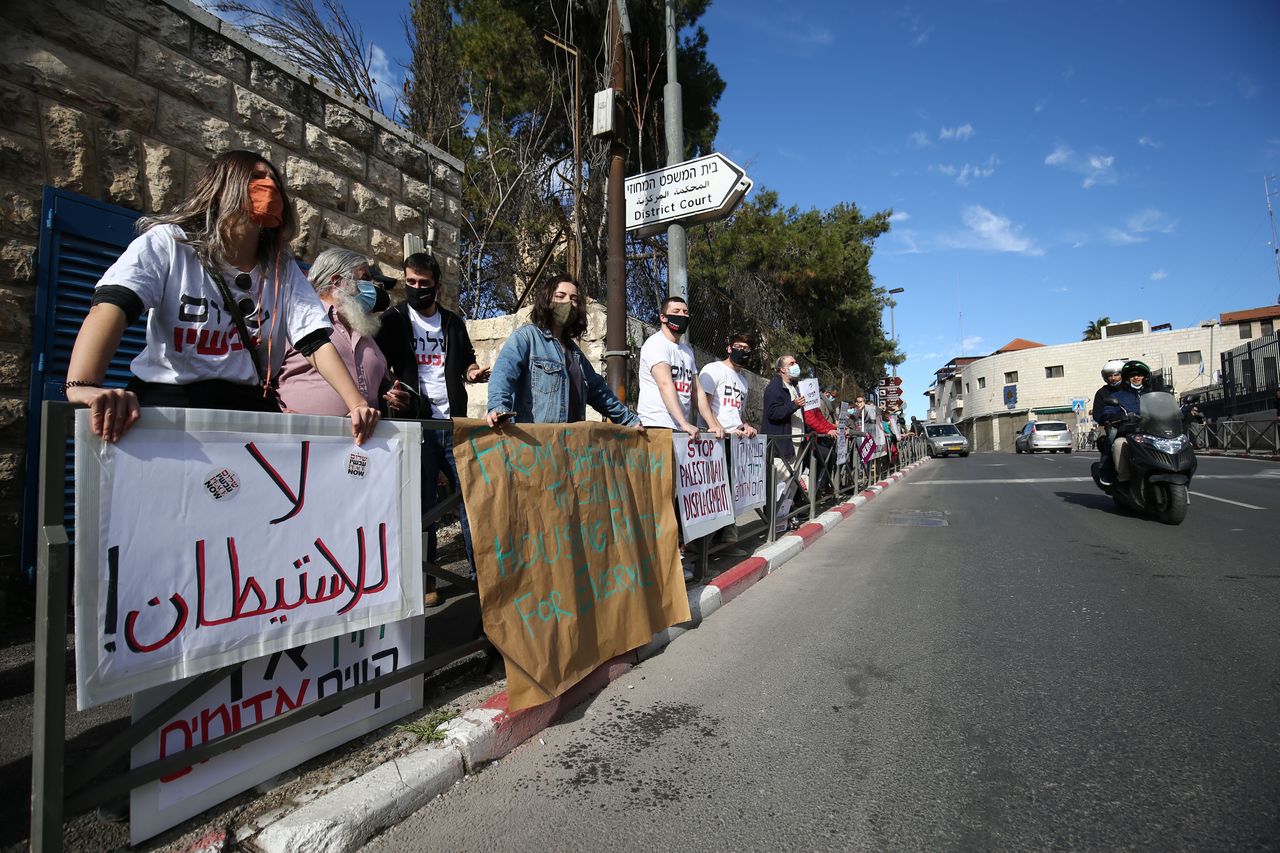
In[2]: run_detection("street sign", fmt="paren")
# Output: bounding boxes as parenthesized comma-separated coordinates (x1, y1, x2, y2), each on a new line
(625, 152, 753, 237)
(1070, 397, 1087, 413)
(879, 387, 903, 400)
(878, 376, 903, 387)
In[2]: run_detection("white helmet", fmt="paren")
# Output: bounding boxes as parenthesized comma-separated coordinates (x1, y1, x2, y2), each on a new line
(1101, 358, 1126, 384)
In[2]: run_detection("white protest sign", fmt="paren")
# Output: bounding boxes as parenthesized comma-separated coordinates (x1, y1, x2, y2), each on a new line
(798, 378, 821, 412)
(729, 435, 766, 515)
(129, 618, 423, 844)
(673, 434, 735, 540)
(73, 408, 423, 709)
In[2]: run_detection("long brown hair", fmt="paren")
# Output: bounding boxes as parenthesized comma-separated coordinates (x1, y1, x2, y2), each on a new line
(531, 274, 588, 339)
(137, 149, 298, 268)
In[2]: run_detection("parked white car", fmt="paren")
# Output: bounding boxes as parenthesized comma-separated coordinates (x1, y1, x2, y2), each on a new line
(1014, 420, 1073, 453)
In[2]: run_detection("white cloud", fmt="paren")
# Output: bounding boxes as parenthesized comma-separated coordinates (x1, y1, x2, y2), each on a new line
(940, 205, 1044, 256)
(1045, 144, 1118, 188)
(889, 211, 911, 222)
(1105, 228, 1145, 245)
(1034, 97, 1049, 113)
(931, 155, 999, 186)
(893, 229, 923, 255)
(961, 336, 984, 352)
(1105, 209, 1178, 245)
(1044, 145, 1073, 166)
(940, 123, 975, 141)
(908, 130, 932, 149)
(1150, 269, 1168, 281)
(1137, 135, 1163, 148)
(931, 163, 958, 177)
(369, 43, 401, 113)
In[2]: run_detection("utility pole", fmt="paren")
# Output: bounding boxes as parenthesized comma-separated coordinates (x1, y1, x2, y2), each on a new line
(1266, 175, 1280, 303)
(664, 0, 687, 301)
(543, 33, 581, 280)
(605, 0, 630, 400)
(887, 287, 904, 378)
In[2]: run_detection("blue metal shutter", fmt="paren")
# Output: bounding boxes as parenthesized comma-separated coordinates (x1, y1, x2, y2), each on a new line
(21, 188, 144, 582)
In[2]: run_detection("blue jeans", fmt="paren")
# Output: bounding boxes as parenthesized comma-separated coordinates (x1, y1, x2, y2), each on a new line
(423, 428, 475, 575)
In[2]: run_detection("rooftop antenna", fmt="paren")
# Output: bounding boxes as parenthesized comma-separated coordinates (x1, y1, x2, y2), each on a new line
(1266, 175, 1280, 303)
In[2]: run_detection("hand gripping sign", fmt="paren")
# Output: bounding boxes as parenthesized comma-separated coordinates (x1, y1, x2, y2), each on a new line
(73, 408, 423, 710)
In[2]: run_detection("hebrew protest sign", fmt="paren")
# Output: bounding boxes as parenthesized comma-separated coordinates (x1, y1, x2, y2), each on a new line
(798, 378, 821, 411)
(729, 435, 767, 515)
(129, 618, 423, 844)
(674, 434, 736, 540)
(453, 420, 688, 711)
(74, 408, 422, 710)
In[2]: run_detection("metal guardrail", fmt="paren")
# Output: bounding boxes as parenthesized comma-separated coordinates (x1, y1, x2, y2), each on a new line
(1190, 418, 1280, 454)
(31, 405, 927, 847)
(28, 403, 488, 852)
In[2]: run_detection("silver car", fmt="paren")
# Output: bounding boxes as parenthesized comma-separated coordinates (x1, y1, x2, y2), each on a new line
(924, 424, 970, 457)
(1014, 420, 1073, 453)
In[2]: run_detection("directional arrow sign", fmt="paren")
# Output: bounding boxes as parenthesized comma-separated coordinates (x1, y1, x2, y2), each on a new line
(878, 376, 903, 387)
(879, 388, 903, 399)
(625, 152, 753, 237)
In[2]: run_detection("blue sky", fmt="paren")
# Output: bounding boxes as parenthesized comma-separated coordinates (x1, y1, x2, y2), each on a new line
(331, 1, 1279, 410)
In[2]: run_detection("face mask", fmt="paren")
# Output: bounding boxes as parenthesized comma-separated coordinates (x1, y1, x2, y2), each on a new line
(825, 395, 835, 404)
(729, 349, 751, 367)
(355, 281, 389, 314)
(1129, 379, 1144, 390)
(550, 301, 575, 328)
(245, 176, 283, 228)
(787, 364, 801, 379)
(664, 314, 690, 335)
(406, 284, 437, 311)
(1107, 377, 1121, 387)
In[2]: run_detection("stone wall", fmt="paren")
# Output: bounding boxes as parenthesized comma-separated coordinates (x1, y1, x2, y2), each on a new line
(0, 0, 464, 588)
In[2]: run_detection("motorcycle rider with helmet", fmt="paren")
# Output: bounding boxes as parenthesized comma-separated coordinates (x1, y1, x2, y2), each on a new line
(1099, 360, 1151, 484)
(1090, 358, 1127, 485)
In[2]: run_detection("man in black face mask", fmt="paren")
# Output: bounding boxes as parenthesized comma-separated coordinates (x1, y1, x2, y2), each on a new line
(375, 252, 489, 607)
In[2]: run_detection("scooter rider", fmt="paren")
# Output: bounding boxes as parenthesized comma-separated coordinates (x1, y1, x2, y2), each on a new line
(1091, 358, 1127, 485)
(1099, 360, 1151, 484)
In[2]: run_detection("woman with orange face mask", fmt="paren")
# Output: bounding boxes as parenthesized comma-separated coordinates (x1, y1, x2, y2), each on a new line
(63, 150, 379, 444)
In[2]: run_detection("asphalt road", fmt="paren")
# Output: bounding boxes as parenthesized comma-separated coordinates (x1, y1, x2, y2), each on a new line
(369, 452, 1280, 852)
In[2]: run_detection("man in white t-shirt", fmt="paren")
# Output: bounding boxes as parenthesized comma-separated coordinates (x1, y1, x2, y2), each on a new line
(698, 331, 758, 439)
(637, 296, 724, 440)
(638, 296, 725, 579)
(376, 252, 489, 607)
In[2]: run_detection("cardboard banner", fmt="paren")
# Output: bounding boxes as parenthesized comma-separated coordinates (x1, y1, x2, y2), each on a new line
(453, 420, 689, 711)
(73, 408, 423, 709)
(798, 378, 821, 411)
(129, 619, 423, 844)
(729, 435, 767, 515)
(673, 434, 736, 540)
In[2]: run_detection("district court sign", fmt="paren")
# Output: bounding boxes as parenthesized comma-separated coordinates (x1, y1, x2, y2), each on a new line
(73, 408, 423, 709)
(453, 420, 689, 710)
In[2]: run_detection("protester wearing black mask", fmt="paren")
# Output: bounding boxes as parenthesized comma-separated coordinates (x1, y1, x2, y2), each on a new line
(375, 252, 489, 607)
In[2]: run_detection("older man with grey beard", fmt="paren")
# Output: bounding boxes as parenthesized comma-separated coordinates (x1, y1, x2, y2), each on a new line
(276, 247, 409, 417)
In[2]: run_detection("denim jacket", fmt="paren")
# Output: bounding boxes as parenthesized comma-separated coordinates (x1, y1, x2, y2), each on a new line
(487, 323, 640, 425)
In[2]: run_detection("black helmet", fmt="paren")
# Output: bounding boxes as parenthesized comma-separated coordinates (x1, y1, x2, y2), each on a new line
(1120, 359, 1151, 380)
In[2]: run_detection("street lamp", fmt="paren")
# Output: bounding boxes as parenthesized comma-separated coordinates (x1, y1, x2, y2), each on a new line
(887, 287, 905, 377)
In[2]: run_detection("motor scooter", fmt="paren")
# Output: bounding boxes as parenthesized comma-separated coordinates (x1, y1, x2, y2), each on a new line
(1090, 390, 1197, 524)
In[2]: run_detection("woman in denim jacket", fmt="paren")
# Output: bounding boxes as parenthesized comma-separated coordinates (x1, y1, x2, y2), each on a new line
(485, 274, 642, 427)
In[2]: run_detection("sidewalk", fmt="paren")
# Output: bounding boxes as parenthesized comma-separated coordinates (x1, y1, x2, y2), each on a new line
(244, 459, 930, 853)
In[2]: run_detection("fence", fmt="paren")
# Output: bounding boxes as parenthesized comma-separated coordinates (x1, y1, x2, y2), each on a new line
(29, 404, 926, 848)
(1189, 418, 1280, 454)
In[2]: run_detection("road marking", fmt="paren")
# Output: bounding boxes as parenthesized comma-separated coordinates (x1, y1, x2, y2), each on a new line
(1189, 491, 1265, 510)
(914, 477, 1093, 484)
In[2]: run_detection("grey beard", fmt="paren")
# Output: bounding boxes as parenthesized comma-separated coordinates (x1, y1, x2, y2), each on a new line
(333, 290, 382, 338)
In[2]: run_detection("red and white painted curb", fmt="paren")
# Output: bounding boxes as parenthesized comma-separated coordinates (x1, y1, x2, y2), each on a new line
(252, 459, 929, 853)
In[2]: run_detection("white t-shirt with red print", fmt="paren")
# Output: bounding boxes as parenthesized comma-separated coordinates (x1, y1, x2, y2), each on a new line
(408, 306, 449, 418)
(698, 360, 747, 431)
(637, 330, 698, 429)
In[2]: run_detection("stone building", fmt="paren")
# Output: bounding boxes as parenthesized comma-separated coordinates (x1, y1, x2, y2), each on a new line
(0, 0, 464, 592)
(923, 307, 1274, 452)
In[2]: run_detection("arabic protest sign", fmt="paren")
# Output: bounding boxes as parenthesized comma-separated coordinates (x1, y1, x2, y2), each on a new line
(129, 618, 423, 844)
(673, 434, 736, 540)
(798, 378, 821, 411)
(729, 435, 767, 516)
(73, 408, 422, 710)
(453, 420, 689, 711)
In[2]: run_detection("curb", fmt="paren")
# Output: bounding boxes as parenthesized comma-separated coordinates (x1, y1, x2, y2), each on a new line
(250, 459, 930, 853)
(1198, 449, 1280, 461)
